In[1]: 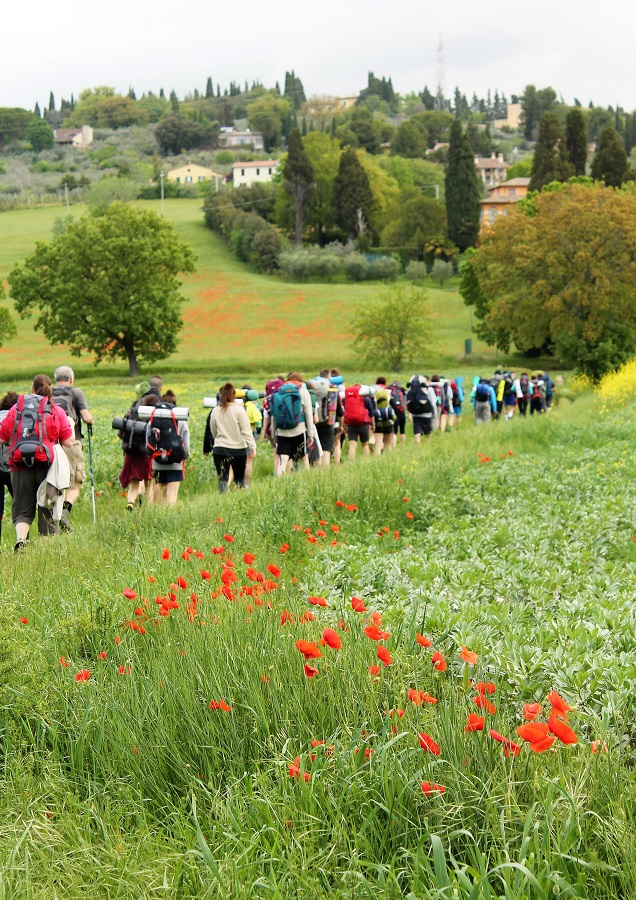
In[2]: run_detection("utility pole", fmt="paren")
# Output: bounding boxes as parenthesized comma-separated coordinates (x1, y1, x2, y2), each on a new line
(160, 170, 165, 217)
(65, 182, 69, 210)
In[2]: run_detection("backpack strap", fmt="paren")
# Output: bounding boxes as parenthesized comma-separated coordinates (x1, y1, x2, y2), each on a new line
(8, 394, 25, 456)
(38, 397, 49, 461)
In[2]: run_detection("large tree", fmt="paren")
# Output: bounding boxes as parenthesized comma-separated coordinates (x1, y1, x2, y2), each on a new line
(566, 108, 588, 176)
(529, 112, 573, 191)
(331, 147, 373, 241)
(591, 126, 628, 187)
(282, 129, 314, 246)
(26, 117, 54, 153)
(461, 183, 636, 379)
(247, 93, 293, 151)
(391, 119, 427, 158)
(8, 204, 196, 376)
(350, 283, 433, 372)
(381, 185, 447, 257)
(0, 281, 16, 349)
(67, 87, 149, 128)
(154, 113, 216, 155)
(445, 120, 481, 252)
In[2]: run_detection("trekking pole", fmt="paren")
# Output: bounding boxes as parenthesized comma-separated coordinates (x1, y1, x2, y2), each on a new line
(87, 423, 96, 524)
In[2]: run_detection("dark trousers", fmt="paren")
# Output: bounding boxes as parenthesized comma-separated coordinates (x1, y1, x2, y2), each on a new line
(0, 471, 13, 541)
(213, 452, 247, 489)
(518, 398, 528, 416)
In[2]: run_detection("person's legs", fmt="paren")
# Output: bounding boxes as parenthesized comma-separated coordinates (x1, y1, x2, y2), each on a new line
(165, 482, 180, 506)
(126, 479, 141, 508)
(439, 413, 448, 433)
(383, 432, 393, 453)
(11, 469, 38, 546)
(214, 454, 231, 491)
(276, 454, 290, 477)
(244, 451, 254, 486)
(348, 438, 357, 461)
(373, 431, 384, 456)
(333, 433, 343, 464)
(231, 455, 248, 487)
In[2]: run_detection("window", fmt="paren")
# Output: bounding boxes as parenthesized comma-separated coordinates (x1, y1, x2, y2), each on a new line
(508, 188, 516, 197)
(241, 168, 245, 177)
(488, 206, 498, 223)
(176, 177, 181, 184)
(268, 168, 272, 175)
(198, 176, 205, 182)
(256, 168, 260, 176)
(185, 176, 192, 183)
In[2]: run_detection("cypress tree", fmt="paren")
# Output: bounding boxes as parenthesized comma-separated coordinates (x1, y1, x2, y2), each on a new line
(591, 126, 628, 187)
(48, 92, 55, 111)
(159, 87, 165, 99)
(566, 108, 588, 176)
(205, 77, 213, 99)
(283, 129, 314, 247)
(331, 147, 373, 242)
(34, 102, 41, 118)
(529, 112, 573, 191)
(445, 120, 482, 252)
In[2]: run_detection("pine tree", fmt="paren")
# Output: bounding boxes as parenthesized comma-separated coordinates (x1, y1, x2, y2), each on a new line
(216, 85, 220, 98)
(420, 86, 435, 110)
(332, 147, 373, 241)
(566, 108, 588, 176)
(34, 102, 41, 118)
(193, 88, 199, 100)
(48, 92, 55, 111)
(301, 117, 307, 136)
(591, 126, 628, 187)
(445, 120, 482, 252)
(170, 90, 179, 113)
(283, 129, 314, 246)
(128, 86, 136, 100)
(159, 88, 165, 99)
(529, 112, 573, 191)
(205, 77, 213, 99)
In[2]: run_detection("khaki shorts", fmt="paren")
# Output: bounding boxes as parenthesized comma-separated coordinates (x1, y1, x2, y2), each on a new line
(64, 440, 86, 490)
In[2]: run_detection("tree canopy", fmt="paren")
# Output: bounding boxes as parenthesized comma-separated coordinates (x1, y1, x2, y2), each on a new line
(67, 87, 149, 128)
(282, 129, 314, 246)
(247, 93, 293, 151)
(591, 126, 628, 187)
(565, 108, 588, 176)
(8, 204, 196, 376)
(445, 120, 481, 252)
(529, 112, 573, 191)
(332, 148, 374, 241)
(0, 281, 16, 349)
(26, 117, 54, 153)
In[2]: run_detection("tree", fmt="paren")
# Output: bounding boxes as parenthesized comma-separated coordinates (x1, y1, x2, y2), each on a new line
(247, 93, 293, 151)
(520, 85, 556, 140)
(26, 117, 54, 152)
(67, 87, 149, 128)
(350, 283, 434, 372)
(283, 71, 306, 109)
(278, 132, 341, 243)
(33, 102, 41, 118)
(348, 106, 381, 154)
(154, 113, 216, 154)
(0, 281, 16, 349)
(0, 107, 32, 145)
(391, 119, 427, 158)
(84, 177, 140, 213)
(461, 183, 636, 379)
(445, 120, 481, 252)
(529, 112, 573, 191)
(48, 92, 55, 111)
(430, 259, 454, 286)
(381, 185, 447, 257)
(591, 126, 628, 187)
(8, 204, 196, 377)
(566, 108, 588, 176)
(282, 129, 314, 246)
(420, 86, 435, 110)
(331, 147, 374, 241)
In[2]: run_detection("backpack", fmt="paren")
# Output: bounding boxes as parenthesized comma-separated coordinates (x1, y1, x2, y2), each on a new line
(52, 385, 78, 424)
(8, 394, 55, 468)
(271, 383, 305, 430)
(266, 378, 284, 398)
(0, 411, 11, 473)
(519, 375, 530, 398)
(147, 402, 186, 464)
(406, 379, 433, 416)
(120, 400, 146, 456)
(450, 381, 460, 407)
(503, 375, 514, 394)
(344, 385, 370, 426)
(326, 386, 339, 427)
(313, 379, 330, 424)
(389, 382, 405, 412)
(531, 382, 544, 401)
(475, 382, 491, 402)
(544, 376, 554, 398)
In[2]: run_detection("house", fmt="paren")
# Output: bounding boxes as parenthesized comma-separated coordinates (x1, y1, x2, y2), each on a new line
(480, 177, 531, 226)
(218, 129, 264, 151)
(167, 163, 223, 186)
(493, 103, 522, 131)
(232, 160, 279, 187)
(474, 152, 510, 186)
(53, 125, 93, 147)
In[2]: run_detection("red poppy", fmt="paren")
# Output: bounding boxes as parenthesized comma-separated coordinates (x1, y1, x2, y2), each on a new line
(331, 524, 339, 533)
(489, 729, 521, 756)
(465, 713, 485, 732)
(19, 617, 28, 624)
(316, 530, 327, 538)
(522, 702, 542, 721)
(529, 736, 555, 753)
(118, 665, 131, 675)
(181, 551, 191, 561)
(473, 681, 496, 695)
(364, 624, 390, 641)
(244, 553, 256, 565)
(280, 610, 293, 626)
(59, 656, 70, 667)
(547, 691, 572, 715)
(148, 576, 156, 583)
(403, 497, 410, 503)
(223, 534, 234, 543)
(304, 663, 320, 678)
(279, 543, 290, 553)
(161, 549, 170, 560)
(377, 646, 392, 666)
(369, 611, 383, 625)
(289, 757, 310, 780)
(114, 636, 122, 645)
(416, 633, 432, 647)
(295, 640, 322, 660)
(177, 576, 187, 590)
(351, 597, 368, 613)
(473, 695, 496, 715)
(431, 651, 447, 672)
(418, 733, 440, 754)
(388, 709, 405, 718)
(200, 570, 211, 581)
(591, 740, 608, 754)
(548, 710, 578, 744)
(219, 699, 231, 711)
(335, 500, 345, 507)
(122, 588, 137, 600)
(368, 665, 381, 675)
(322, 628, 342, 650)
(516, 723, 550, 744)
(421, 781, 446, 796)
(459, 645, 478, 665)
(74, 669, 91, 682)
(345, 504, 357, 512)
(405, 511, 414, 520)
(308, 596, 328, 607)
(394, 530, 400, 539)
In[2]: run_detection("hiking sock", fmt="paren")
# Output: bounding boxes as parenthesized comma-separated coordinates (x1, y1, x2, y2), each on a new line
(126, 502, 134, 512)
(136, 495, 144, 506)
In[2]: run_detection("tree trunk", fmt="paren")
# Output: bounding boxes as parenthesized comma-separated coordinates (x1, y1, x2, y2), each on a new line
(124, 339, 139, 377)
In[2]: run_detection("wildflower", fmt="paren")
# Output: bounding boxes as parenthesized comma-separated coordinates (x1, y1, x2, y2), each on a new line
(474, 694, 497, 715)
(406, 511, 414, 520)
(74, 669, 91, 682)
(547, 690, 573, 715)
(522, 702, 542, 721)
(304, 664, 319, 678)
(215, 517, 224, 524)
(416, 633, 432, 647)
(591, 740, 608, 754)
(261, 674, 270, 684)
(148, 576, 156, 583)
(177, 576, 187, 590)
(280, 610, 293, 626)
(364, 624, 390, 641)
(431, 651, 447, 672)
(200, 570, 211, 580)
(459, 645, 478, 665)
(308, 595, 328, 607)
(335, 500, 344, 507)
(181, 551, 191, 561)
(403, 497, 410, 503)
(289, 757, 310, 781)
(219, 699, 231, 711)
(489, 729, 521, 757)
(161, 549, 170, 560)
(279, 543, 290, 553)
(368, 665, 381, 675)
(316, 530, 327, 538)
(394, 530, 400, 539)
(322, 628, 342, 650)
(528, 736, 555, 752)
(118, 665, 131, 675)
(421, 782, 446, 796)
(473, 681, 496, 695)
(58, 656, 70, 668)
(244, 552, 256, 565)
(351, 596, 368, 613)
(418, 733, 440, 755)
(19, 617, 28, 624)
(516, 723, 550, 744)
(223, 534, 234, 543)
(295, 640, 322, 660)
(548, 710, 578, 745)
(122, 588, 137, 600)
(345, 504, 357, 512)
(388, 709, 405, 718)
(114, 636, 122, 645)
(465, 713, 485, 732)
(377, 646, 392, 666)
(365, 747, 374, 760)
(331, 525, 339, 533)
(311, 739, 325, 747)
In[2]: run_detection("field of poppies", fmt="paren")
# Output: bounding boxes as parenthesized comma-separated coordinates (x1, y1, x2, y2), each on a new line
(1, 385, 636, 898)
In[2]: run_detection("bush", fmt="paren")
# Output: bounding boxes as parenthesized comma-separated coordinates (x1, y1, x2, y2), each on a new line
(215, 150, 234, 165)
(405, 260, 428, 282)
(368, 255, 400, 282)
(344, 254, 369, 282)
(430, 258, 454, 287)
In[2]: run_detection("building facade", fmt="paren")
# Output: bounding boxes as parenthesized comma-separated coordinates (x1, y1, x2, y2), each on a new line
(232, 160, 279, 187)
(475, 152, 510, 187)
(480, 177, 531, 225)
(218, 129, 265, 151)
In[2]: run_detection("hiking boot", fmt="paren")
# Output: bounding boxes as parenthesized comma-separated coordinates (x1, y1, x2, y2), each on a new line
(14, 540, 29, 553)
(136, 495, 144, 507)
(59, 507, 73, 533)
(126, 502, 135, 513)
(218, 481, 230, 494)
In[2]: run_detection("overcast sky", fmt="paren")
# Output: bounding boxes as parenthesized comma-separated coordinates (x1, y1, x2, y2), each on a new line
(2, 0, 633, 112)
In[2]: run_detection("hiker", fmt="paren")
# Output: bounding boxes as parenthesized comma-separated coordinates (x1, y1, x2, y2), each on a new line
(52, 365, 94, 532)
(261, 376, 285, 474)
(147, 390, 190, 506)
(330, 368, 346, 464)
(473, 377, 497, 425)
(270, 372, 314, 476)
(313, 371, 344, 467)
(388, 379, 407, 446)
(119, 391, 156, 510)
(517, 372, 531, 416)
(372, 380, 396, 455)
(0, 391, 18, 546)
(490, 370, 505, 418)
(530, 375, 546, 415)
(450, 378, 464, 426)
(0, 374, 74, 552)
(543, 371, 556, 411)
(343, 384, 375, 460)
(241, 385, 263, 486)
(148, 375, 163, 397)
(502, 371, 517, 420)
(406, 375, 437, 444)
(430, 375, 452, 433)
(207, 382, 256, 492)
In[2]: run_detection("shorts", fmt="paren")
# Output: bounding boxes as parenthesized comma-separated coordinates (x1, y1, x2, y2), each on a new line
(315, 422, 335, 453)
(545, 396, 553, 408)
(63, 440, 86, 490)
(347, 423, 370, 443)
(453, 405, 462, 416)
(503, 393, 516, 408)
(412, 416, 433, 436)
(393, 410, 406, 434)
(10, 465, 57, 534)
(276, 432, 307, 461)
(154, 468, 184, 484)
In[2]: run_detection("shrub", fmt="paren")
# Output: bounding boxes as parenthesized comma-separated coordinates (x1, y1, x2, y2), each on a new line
(215, 150, 234, 166)
(344, 254, 369, 282)
(430, 258, 454, 286)
(368, 255, 400, 282)
(405, 260, 428, 282)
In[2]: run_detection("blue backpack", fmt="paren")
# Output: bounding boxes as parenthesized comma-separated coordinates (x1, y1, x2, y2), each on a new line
(271, 383, 304, 429)
(475, 382, 491, 402)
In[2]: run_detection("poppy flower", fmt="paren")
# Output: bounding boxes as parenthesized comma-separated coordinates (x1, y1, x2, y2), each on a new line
(516, 723, 550, 744)
(19, 617, 28, 624)
(114, 636, 122, 645)
(529, 735, 555, 753)
(473, 681, 496, 695)
(591, 740, 608, 754)
(335, 500, 345, 507)
(308, 596, 328, 607)
(418, 733, 440, 754)
(364, 624, 390, 641)
(416, 633, 432, 647)
(465, 713, 485, 732)
(431, 651, 447, 672)
(118, 665, 131, 675)
(331, 524, 339, 533)
(122, 588, 137, 600)
(322, 628, 342, 650)
(377, 646, 392, 666)
(289, 757, 310, 781)
(473, 695, 496, 715)
(181, 551, 191, 561)
(405, 511, 414, 520)
(421, 781, 446, 796)
(369, 611, 383, 625)
(547, 691, 572, 715)
(279, 543, 290, 553)
(58, 656, 70, 667)
(351, 597, 368, 613)
(548, 710, 578, 744)
(459, 645, 478, 665)
(74, 669, 91, 682)
(489, 729, 521, 757)
(243, 552, 256, 565)
(219, 699, 231, 711)
(200, 570, 211, 580)
(316, 530, 327, 538)
(177, 576, 187, 590)
(295, 640, 322, 660)
(523, 702, 542, 721)
(368, 665, 381, 675)
(148, 576, 156, 583)
(223, 534, 234, 543)
(394, 530, 400, 539)
(303, 662, 320, 678)
(161, 549, 170, 560)
(345, 504, 357, 512)
(388, 709, 405, 718)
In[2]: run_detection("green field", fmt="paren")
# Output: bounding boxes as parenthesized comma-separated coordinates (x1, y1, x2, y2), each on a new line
(0, 200, 512, 382)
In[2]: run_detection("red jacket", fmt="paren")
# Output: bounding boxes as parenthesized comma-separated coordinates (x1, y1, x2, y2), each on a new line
(0, 398, 73, 468)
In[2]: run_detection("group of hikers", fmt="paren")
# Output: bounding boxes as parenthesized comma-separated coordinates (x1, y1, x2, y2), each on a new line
(0, 366, 555, 551)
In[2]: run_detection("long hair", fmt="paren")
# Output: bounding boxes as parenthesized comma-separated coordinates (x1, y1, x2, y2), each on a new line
(32, 374, 53, 400)
(219, 383, 235, 409)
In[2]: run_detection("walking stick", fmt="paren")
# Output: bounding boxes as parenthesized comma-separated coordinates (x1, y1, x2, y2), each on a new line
(87, 423, 96, 523)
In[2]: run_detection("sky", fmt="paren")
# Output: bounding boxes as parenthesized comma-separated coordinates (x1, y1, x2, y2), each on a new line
(2, 0, 634, 112)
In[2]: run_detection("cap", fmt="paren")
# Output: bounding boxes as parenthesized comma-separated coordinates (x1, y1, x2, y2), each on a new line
(135, 380, 151, 398)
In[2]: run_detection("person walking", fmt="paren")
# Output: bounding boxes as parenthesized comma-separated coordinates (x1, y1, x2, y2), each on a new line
(119, 392, 156, 510)
(0, 374, 74, 551)
(207, 383, 256, 491)
(52, 365, 94, 531)
(147, 390, 189, 506)
(270, 373, 314, 476)
(473, 377, 497, 425)
(406, 375, 437, 444)
(372, 383, 396, 455)
(0, 391, 18, 546)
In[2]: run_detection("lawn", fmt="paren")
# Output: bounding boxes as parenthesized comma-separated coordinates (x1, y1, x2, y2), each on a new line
(0, 200, 509, 382)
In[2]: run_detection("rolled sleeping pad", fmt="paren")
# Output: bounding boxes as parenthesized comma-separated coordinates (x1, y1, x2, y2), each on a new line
(137, 405, 189, 421)
(329, 375, 344, 386)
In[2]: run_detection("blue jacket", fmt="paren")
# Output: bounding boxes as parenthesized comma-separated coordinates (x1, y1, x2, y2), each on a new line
(472, 383, 497, 413)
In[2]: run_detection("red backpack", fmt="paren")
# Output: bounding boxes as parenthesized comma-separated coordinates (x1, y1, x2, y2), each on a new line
(343, 386, 369, 426)
(8, 394, 56, 468)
